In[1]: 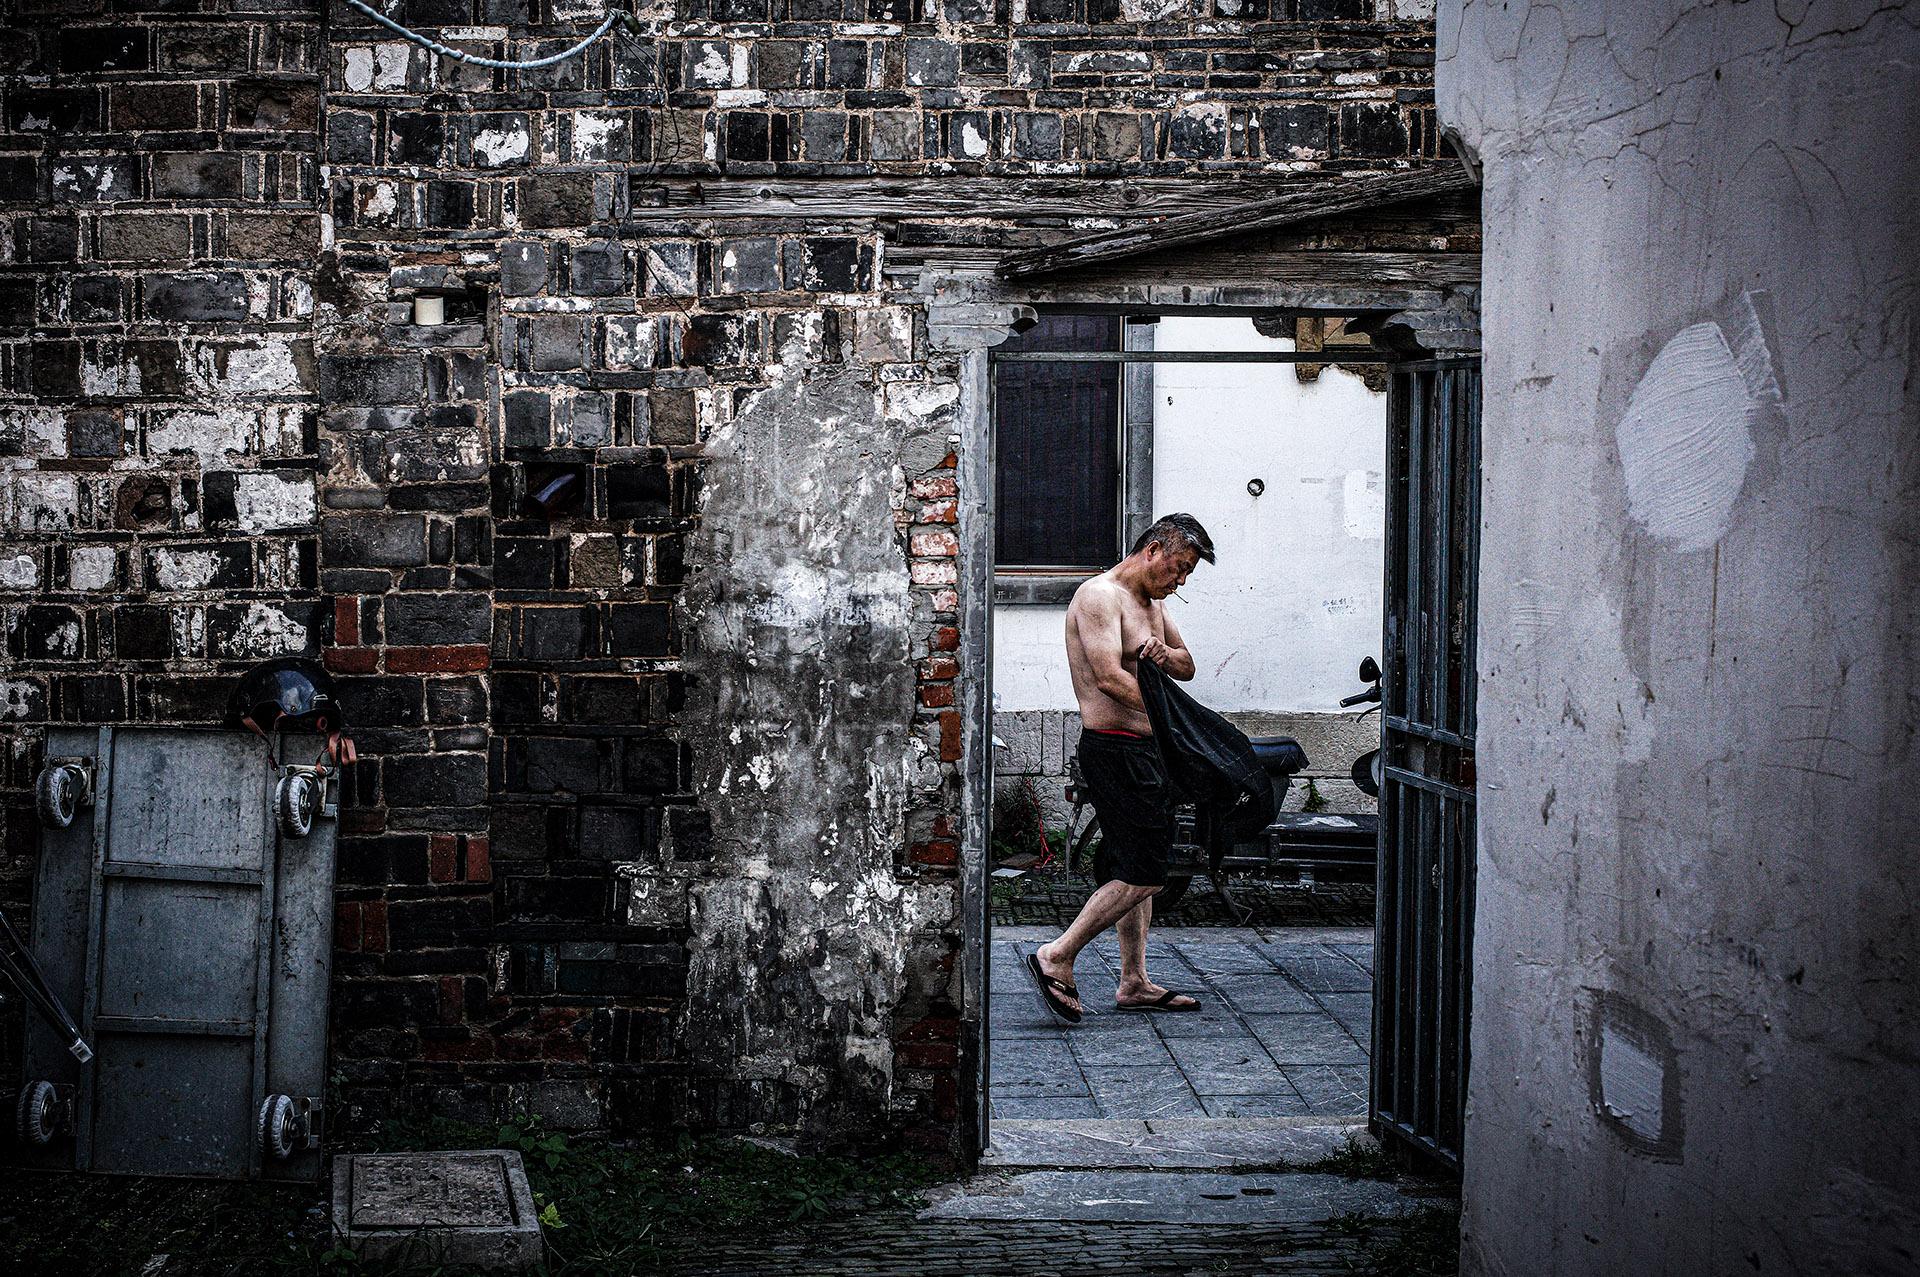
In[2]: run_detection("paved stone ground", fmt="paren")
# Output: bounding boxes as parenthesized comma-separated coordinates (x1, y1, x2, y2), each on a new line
(991, 927, 1374, 1121)
(668, 1214, 1452, 1276)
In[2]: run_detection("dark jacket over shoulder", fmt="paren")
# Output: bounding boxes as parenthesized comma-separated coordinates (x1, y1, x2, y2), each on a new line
(1136, 660, 1277, 842)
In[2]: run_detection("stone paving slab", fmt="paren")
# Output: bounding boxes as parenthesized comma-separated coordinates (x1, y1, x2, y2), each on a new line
(984, 1118, 1368, 1170)
(923, 1169, 1414, 1225)
(331, 1150, 543, 1272)
(991, 927, 1373, 1124)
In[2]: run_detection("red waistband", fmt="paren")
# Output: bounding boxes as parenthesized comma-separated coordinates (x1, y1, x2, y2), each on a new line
(1085, 727, 1151, 740)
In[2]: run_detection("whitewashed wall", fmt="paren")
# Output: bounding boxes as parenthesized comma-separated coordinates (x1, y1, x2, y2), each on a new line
(992, 316, 1386, 716)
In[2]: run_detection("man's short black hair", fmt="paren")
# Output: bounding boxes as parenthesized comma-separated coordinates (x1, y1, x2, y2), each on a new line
(1131, 513, 1216, 565)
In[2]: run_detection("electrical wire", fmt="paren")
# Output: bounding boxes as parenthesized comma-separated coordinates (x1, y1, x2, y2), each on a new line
(341, 0, 636, 71)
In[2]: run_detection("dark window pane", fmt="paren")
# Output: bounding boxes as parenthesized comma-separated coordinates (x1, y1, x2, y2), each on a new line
(994, 315, 1120, 569)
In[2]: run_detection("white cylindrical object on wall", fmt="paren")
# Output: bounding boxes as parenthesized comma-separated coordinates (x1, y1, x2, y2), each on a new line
(412, 294, 445, 326)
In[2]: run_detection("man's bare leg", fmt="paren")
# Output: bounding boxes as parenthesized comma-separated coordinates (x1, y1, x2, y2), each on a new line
(1113, 894, 1198, 1009)
(1033, 880, 1159, 1017)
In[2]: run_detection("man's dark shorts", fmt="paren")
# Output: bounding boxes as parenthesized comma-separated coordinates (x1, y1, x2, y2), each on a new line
(1076, 728, 1174, 888)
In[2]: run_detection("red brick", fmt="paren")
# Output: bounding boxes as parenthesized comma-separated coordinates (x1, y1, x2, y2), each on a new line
(918, 683, 955, 708)
(900, 1014, 960, 1041)
(386, 644, 490, 673)
(916, 498, 958, 524)
(909, 474, 957, 500)
(333, 597, 360, 646)
(325, 647, 378, 674)
(335, 901, 362, 952)
(362, 899, 388, 952)
(920, 655, 958, 680)
(429, 833, 457, 884)
(421, 1032, 494, 1062)
(938, 710, 961, 762)
(342, 808, 386, 836)
(438, 976, 464, 1024)
(911, 838, 958, 866)
(464, 835, 491, 883)
(910, 529, 958, 557)
(931, 626, 960, 652)
(896, 1040, 958, 1068)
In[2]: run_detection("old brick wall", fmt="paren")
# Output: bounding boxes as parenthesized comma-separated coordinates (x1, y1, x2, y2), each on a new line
(2, 0, 1440, 1153)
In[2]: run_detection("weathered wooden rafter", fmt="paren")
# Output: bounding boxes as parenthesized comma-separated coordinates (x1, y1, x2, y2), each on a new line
(995, 166, 1478, 279)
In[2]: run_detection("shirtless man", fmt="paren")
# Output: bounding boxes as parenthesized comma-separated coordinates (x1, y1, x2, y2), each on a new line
(1025, 513, 1215, 1023)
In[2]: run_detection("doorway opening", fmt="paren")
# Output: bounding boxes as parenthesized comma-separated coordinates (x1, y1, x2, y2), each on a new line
(983, 310, 1389, 1146)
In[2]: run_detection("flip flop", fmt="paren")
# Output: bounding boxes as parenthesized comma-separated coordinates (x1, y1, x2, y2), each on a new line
(1115, 989, 1201, 1012)
(1026, 952, 1083, 1025)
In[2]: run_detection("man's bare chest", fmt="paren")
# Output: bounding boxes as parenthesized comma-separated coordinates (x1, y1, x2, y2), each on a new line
(1116, 599, 1165, 653)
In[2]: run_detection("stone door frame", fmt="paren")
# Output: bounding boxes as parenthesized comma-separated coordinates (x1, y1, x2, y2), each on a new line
(913, 265, 1476, 1159)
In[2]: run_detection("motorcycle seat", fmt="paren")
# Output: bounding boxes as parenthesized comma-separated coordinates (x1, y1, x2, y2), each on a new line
(1248, 735, 1309, 777)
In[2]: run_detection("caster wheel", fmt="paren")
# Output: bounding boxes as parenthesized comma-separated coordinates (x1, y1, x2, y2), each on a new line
(258, 1094, 298, 1161)
(276, 773, 315, 840)
(35, 765, 81, 830)
(17, 1081, 60, 1146)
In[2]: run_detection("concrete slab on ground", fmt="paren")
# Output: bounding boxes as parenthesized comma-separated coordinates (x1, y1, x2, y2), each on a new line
(332, 1150, 544, 1272)
(923, 1168, 1415, 1225)
(985, 1117, 1369, 1170)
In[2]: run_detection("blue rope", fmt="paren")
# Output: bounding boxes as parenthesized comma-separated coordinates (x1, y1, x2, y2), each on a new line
(342, 0, 635, 70)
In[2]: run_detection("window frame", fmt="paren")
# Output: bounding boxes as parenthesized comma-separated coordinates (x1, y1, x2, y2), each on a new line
(991, 315, 1157, 605)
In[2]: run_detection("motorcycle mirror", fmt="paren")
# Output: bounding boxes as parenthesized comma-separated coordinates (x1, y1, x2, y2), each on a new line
(1358, 656, 1380, 683)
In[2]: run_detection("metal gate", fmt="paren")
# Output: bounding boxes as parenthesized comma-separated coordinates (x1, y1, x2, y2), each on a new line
(18, 727, 336, 1180)
(1371, 359, 1480, 1171)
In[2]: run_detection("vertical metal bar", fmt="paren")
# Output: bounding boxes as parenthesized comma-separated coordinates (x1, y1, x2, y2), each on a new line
(249, 768, 282, 1178)
(73, 726, 115, 1172)
(1404, 372, 1424, 727)
(1433, 372, 1455, 739)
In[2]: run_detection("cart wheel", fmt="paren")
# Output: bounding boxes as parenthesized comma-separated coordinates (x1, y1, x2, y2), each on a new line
(276, 773, 315, 840)
(258, 1093, 298, 1161)
(34, 765, 80, 830)
(16, 1080, 60, 1146)
(1156, 875, 1193, 911)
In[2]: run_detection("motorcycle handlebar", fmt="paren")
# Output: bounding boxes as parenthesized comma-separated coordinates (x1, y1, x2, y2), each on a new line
(1338, 687, 1382, 708)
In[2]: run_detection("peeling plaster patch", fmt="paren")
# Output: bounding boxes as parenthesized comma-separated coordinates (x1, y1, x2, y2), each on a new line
(81, 351, 140, 398)
(473, 123, 531, 167)
(150, 547, 222, 591)
(1615, 293, 1784, 553)
(1121, 0, 1186, 19)
(219, 602, 305, 658)
(232, 472, 317, 531)
(571, 113, 620, 162)
(0, 681, 41, 720)
(196, 339, 303, 396)
(1, 408, 67, 458)
(1342, 469, 1384, 537)
(690, 42, 734, 88)
(0, 552, 38, 590)
(680, 357, 923, 1139)
(342, 46, 376, 92)
(147, 408, 254, 463)
(67, 546, 117, 591)
(4, 472, 81, 535)
(958, 120, 989, 158)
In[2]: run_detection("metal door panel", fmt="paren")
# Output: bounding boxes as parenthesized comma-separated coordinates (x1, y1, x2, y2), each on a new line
(1372, 360, 1480, 1172)
(104, 734, 268, 873)
(97, 880, 263, 1024)
(89, 1037, 255, 1177)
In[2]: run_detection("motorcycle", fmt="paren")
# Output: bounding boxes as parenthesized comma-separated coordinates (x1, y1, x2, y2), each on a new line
(1059, 655, 1387, 917)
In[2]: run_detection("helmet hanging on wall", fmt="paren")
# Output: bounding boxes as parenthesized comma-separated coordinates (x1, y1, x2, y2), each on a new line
(226, 657, 344, 736)
(226, 657, 356, 772)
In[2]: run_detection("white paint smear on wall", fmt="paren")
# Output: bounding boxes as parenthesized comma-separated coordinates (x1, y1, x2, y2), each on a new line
(995, 316, 1386, 714)
(1615, 293, 1783, 553)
